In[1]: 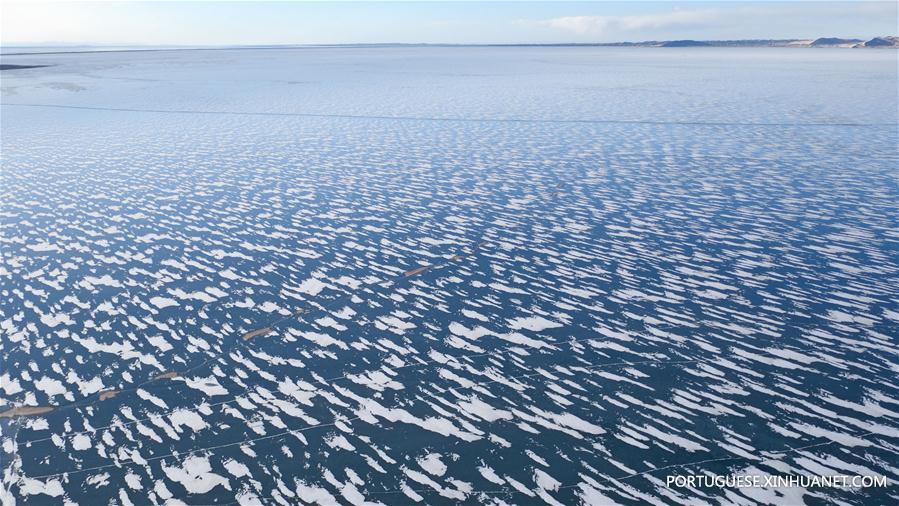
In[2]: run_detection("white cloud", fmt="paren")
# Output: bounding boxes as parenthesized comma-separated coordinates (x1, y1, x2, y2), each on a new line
(523, 3, 897, 41)
(531, 9, 720, 37)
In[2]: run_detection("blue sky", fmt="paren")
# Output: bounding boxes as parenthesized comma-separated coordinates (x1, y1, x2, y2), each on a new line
(2, 1, 895, 45)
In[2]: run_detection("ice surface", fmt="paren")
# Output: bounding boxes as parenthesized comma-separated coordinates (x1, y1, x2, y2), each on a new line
(1, 46, 897, 505)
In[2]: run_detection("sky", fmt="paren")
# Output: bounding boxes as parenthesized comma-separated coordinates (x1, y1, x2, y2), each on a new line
(1, 1, 895, 46)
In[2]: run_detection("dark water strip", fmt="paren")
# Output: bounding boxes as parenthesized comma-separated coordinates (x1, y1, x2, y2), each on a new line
(2, 102, 891, 128)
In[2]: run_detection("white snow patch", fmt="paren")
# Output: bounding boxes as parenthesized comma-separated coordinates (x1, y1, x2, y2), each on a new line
(162, 456, 231, 494)
(417, 453, 447, 476)
(149, 297, 179, 309)
(507, 316, 562, 332)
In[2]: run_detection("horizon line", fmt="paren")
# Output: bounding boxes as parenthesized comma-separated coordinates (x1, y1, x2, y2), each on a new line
(3, 36, 896, 56)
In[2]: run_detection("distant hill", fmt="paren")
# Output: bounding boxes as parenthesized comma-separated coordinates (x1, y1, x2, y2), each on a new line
(589, 36, 897, 49)
(659, 40, 710, 47)
(863, 36, 899, 47)
(810, 37, 863, 47)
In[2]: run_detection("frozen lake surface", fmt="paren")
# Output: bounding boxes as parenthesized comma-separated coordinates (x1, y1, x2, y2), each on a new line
(1, 46, 898, 505)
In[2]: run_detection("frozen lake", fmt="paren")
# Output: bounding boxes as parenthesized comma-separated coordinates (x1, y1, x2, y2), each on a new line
(1, 46, 898, 505)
